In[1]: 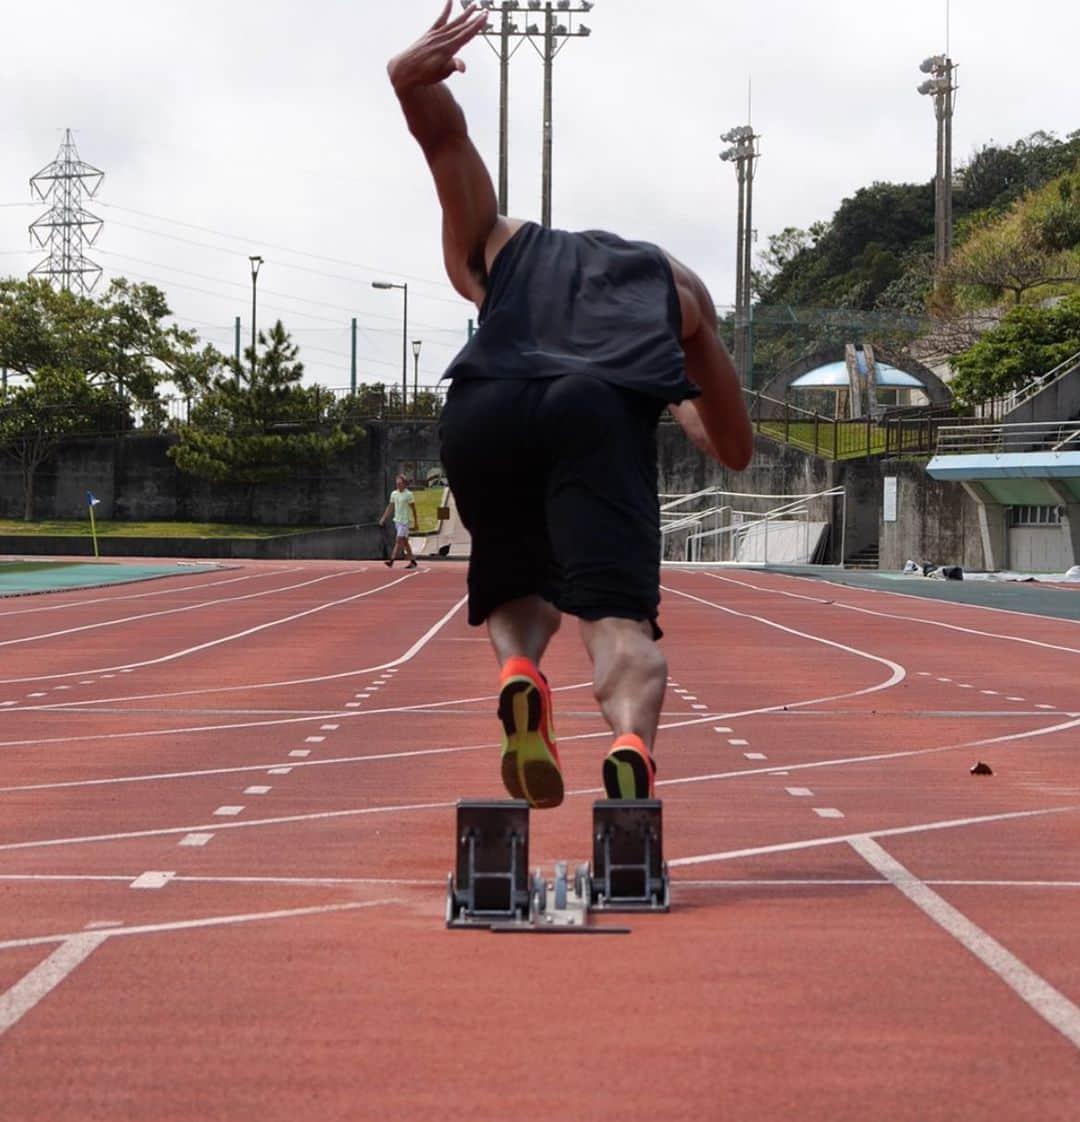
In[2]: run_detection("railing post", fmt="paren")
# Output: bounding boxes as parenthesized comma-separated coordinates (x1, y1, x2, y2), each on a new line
(784, 400, 790, 444)
(832, 415, 838, 459)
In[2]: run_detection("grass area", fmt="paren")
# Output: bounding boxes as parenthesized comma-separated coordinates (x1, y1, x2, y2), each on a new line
(0, 487, 449, 537)
(758, 421, 931, 460)
(0, 520, 329, 539)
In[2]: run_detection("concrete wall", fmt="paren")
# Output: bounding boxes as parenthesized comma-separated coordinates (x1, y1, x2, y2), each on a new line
(656, 426, 882, 564)
(1, 418, 989, 570)
(878, 459, 984, 571)
(1005, 364, 1080, 427)
(0, 422, 442, 526)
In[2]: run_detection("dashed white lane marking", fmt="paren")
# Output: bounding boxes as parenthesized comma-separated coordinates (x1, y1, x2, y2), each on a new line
(691, 704, 708, 710)
(981, 690, 999, 695)
(289, 750, 311, 758)
(851, 836, 1080, 1050)
(956, 684, 974, 689)
(345, 702, 362, 708)
(321, 724, 339, 731)
(814, 808, 845, 819)
(917, 672, 931, 676)
(745, 752, 767, 760)
(785, 787, 813, 797)
(1008, 696, 1026, 702)
(213, 806, 244, 816)
(130, 871, 175, 889)
(0, 932, 110, 1035)
(683, 695, 698, 701)
(27, 693, 46, 698)
(713, 726, 732, 733)
(729, 738, 749, 746)
(304, 736, 325, 743)
(84, 920, 124, 929)
(267, 767, 292, 776)
(937, 677, 952, 682)
(179, 833, 213, 847)
(243, 786, 271, 795)
(1036, 704, 1057, 710)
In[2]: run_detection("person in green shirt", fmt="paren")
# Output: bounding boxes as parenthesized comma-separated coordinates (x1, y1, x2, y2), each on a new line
(379, 474, 419, 569)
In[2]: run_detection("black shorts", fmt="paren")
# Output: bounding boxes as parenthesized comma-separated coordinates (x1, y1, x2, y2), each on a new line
(439, 374, 665, 637)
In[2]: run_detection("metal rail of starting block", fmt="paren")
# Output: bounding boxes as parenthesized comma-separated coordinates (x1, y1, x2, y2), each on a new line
(446, 799, 669, 932)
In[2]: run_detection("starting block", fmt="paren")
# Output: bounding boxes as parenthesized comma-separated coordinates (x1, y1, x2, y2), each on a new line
(589, 799, 670, 912)
(446, 798, 669, 932)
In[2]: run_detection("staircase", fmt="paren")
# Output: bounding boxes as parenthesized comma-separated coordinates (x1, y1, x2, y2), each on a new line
(845, 543, 880, 570)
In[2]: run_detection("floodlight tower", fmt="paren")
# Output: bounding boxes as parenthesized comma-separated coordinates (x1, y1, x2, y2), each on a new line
(719, 124, 760, 386)
(470, 0, 594, 225)
(27, 129, 104, 294)
(917, 53, 957, 275)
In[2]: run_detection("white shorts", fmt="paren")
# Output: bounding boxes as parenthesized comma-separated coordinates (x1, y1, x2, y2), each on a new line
(394, 521, 410, 539)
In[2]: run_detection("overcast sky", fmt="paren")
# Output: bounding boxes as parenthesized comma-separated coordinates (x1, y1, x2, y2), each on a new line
(1, 0, 1078, 392)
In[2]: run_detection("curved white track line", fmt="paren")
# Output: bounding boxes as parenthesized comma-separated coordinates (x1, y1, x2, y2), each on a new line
(0, 566, 304, 618)
(702, 571, 1080, 656)
(0, 569, 354, 648)
(0, 572, 419, 685)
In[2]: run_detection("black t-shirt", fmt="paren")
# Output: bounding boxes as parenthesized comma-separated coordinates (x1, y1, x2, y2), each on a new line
(442, 222, 700, 404)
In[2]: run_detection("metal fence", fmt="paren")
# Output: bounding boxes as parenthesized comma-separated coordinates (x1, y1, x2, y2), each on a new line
(935, 421, 1080, 456)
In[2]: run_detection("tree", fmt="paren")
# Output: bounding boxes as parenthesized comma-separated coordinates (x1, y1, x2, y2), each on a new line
(944, 211, 1080, 308)
(0, 276, 215, 431)
(949, 293, 1080, 404)
(0, 367, 124, 519)
(169, 320, 360, 493)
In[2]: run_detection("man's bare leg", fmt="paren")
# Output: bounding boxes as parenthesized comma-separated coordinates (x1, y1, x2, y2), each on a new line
(580, 617, 667, 750)
(487, 594, 562, 666)
(487, 595, 563, 806)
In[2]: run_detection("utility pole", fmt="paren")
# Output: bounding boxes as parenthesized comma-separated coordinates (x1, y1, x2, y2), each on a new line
(472, 0, 594, 225)
(719, 124, 760, 387)
(28, 129, 104, 294)
(918, 53, 957, 276)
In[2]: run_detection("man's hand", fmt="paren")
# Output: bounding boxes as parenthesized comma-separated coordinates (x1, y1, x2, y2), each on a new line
(388, 2, 489, 97)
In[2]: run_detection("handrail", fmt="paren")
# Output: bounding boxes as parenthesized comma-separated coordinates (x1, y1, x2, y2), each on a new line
(936, 420, 1080, 455)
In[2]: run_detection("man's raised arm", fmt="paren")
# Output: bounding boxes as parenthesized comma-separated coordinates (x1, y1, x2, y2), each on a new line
(388, 3, 502, 304)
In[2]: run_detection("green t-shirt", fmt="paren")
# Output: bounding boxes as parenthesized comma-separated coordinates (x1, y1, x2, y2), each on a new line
(390, 489, 414, 524)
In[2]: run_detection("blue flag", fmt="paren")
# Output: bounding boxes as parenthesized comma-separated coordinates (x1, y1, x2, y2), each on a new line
(87, 492, 100, 507)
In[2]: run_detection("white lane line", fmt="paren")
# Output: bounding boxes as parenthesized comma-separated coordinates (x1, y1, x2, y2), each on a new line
(345, 703, 362, 708)
(321, 724, 339, 731)
(0, 574, 420, 686)
(243, 786, 271, 795)
(713, 726, 732, 733)
(1008, 697, 1026, 702)
(213, 805, 244, 816)
(179, 833, 213, 847)
(84, 921, 124, 929)
(0, 932, 110, 1035)
(668, 805, 1078, 868)
(851, 836, 1080, 1051)
(1036, 704, 1057, 710)
(785, 787, 813, 797)
(0, 898, 398, 962)
(304, 736, 325, 743)
(744, 752, 767, 760)
(691, 704, 708, 710)
(937, 677, 953, 682)
(711, 569, 1080, 644)
(267, 767, 292, 776)
(289, 750, 311, 758)
(0, 571, 352, 651)
(130, 871, 175, 889)
(729, 738, 749, 746)
(814, 808, 845, 819)
(981, 690, 999, 696)
(677, 879, 1080, 889)
(956, 684, 974, 689)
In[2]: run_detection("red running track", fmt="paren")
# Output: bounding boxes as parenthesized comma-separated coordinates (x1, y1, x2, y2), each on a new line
(0, 559, 1077, 1120)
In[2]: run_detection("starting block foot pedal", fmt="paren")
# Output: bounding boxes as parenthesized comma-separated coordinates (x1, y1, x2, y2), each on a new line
(446, 800, 533, 928)
(589, 799, 670, 912)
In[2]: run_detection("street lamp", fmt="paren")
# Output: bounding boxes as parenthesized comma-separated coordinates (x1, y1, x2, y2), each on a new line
(411, 339, 422, 416)
(248, 255, 263, 383)
(372, 280, 408, 418)
(719, 124, 760, 387)
(470, 1, 596, 225)
(917, 53, 958, 275)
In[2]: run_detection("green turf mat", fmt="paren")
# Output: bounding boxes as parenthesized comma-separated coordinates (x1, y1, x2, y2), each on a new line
(0, 560, 221, 596)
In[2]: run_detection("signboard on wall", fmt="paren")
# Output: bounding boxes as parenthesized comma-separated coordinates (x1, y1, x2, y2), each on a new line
(883, 476, 898, 523)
